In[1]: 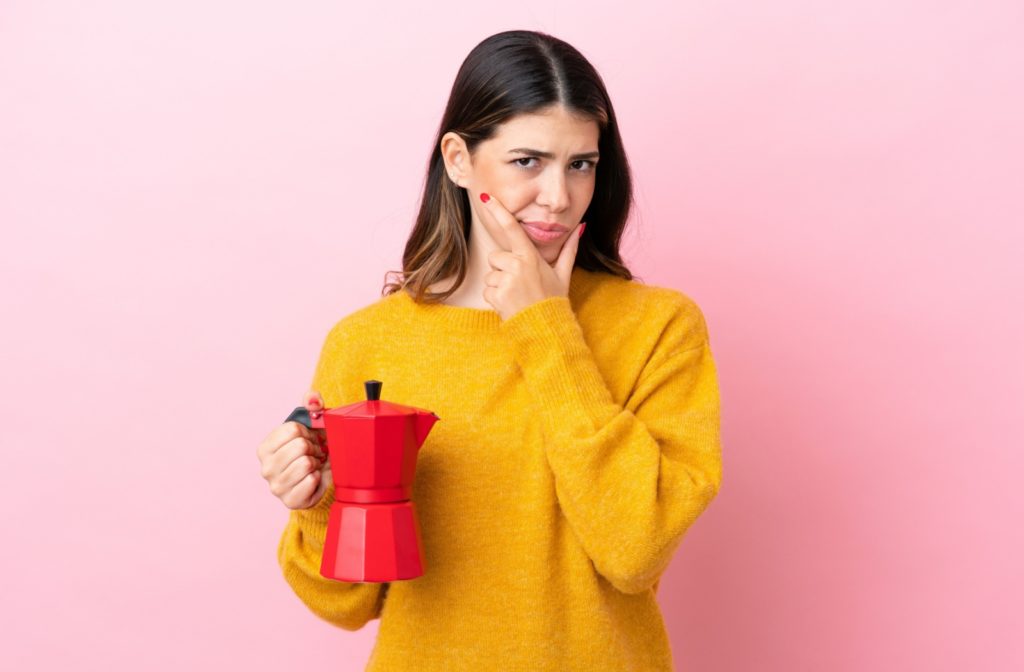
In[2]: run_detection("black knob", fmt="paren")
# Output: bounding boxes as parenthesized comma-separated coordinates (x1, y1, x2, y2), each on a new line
(365, 380, 382, 401)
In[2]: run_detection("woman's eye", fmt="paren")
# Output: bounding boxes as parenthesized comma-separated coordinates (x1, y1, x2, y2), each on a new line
(512, 157, 596, 172)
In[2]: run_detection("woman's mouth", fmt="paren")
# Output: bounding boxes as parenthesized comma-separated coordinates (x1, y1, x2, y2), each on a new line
(519, 221, 567, 243)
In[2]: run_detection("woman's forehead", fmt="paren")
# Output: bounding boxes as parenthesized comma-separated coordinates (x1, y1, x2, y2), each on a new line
(489, 108, 600, 151)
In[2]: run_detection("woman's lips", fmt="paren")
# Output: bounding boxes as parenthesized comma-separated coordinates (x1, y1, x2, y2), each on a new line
(520, 222, 567, 242)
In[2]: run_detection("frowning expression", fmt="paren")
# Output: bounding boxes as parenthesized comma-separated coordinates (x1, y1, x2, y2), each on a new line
(443, 104, 600, 264)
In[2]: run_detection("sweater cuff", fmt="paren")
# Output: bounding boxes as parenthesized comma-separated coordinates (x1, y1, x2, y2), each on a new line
(292, 484, 335, 550)
(499, 296, 620, 439)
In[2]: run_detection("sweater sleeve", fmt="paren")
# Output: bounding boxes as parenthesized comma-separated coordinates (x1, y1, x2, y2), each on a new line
(499, 295, 723, 595)
(276, 323, 389, 630)
(277, 486, 389, 630)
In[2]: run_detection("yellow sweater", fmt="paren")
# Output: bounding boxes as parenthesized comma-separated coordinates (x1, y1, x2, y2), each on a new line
(277, 266, 723, 671)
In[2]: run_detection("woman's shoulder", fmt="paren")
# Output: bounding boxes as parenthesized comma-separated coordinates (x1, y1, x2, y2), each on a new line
(573, 267, 710, 347)
(318, 290, 410, 347)
(573, 268, 708, 327)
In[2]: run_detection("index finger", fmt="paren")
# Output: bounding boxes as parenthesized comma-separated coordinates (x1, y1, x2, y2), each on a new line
(262, 419, 321, 461)
(477, 192, 536, 257)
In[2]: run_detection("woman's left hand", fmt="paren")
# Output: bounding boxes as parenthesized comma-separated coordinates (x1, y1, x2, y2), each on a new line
(477, 192, 584, 321)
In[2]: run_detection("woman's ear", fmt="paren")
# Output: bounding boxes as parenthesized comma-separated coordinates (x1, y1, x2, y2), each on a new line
(440, 131, 470, 187)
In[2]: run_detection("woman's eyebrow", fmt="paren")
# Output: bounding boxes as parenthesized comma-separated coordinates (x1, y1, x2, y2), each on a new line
(507, 147, 600, 160)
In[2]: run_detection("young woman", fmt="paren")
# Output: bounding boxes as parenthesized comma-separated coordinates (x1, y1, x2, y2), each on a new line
(257, 29, 723, 671)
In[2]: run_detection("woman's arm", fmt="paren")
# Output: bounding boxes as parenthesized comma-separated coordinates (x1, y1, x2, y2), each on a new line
(499, 293, 723, 595)
(276, 320, 388, 629)
(277, 484, 389, 630)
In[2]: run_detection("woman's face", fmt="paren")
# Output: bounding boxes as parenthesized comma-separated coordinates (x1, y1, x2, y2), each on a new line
(442, 105, 600, 265)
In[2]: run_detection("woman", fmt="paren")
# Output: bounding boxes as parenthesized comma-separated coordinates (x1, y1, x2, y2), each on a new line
(257, 29, 723, 671)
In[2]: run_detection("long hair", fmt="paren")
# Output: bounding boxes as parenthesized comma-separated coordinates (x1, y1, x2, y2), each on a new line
(383, 30, 636, 302)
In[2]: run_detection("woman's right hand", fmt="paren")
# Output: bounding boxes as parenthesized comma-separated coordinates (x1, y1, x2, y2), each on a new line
(257, 390, 332, 509)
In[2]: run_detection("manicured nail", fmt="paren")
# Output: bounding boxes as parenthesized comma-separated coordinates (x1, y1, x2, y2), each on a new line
(578, 222, 586, 237)
(479, 192, 490, 203)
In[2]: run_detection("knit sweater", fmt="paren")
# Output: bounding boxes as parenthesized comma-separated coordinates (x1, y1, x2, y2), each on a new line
(276, 266, 723, 671)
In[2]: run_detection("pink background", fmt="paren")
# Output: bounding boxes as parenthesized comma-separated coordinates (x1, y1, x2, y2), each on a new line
(2, 1, 1021, 670)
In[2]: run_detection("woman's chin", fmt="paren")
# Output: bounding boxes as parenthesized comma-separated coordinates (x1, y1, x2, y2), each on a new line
(537, 247, 560, 265)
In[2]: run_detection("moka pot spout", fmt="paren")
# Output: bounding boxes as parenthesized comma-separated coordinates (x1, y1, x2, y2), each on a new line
(415, 411, 440, 447)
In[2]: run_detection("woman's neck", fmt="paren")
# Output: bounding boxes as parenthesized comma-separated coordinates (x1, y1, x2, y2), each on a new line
(426, 227, 502, 309)
(427, 264, 491, 309)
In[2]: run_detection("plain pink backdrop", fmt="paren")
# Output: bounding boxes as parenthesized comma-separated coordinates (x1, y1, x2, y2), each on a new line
(1, 1, 1021, 670)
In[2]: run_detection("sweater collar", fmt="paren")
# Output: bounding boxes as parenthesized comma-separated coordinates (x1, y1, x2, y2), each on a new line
(396, 266, 598, 331)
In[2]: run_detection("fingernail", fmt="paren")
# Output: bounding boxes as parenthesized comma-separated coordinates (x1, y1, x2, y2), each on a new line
(479, 192, 490, 203)
(578, 222, 586, 237)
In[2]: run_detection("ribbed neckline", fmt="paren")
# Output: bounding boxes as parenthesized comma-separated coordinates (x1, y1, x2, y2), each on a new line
(395, 266, 598, 331)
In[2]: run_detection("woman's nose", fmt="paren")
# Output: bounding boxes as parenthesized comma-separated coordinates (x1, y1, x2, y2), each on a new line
(536, 169, 570, 212)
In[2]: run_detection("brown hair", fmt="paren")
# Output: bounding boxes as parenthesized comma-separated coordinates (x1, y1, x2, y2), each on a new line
(383, 30, 636, 302)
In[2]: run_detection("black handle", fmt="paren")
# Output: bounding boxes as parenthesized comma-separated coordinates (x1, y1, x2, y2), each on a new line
(284, 407, 312, 428)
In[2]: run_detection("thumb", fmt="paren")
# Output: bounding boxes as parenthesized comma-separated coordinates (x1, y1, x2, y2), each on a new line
(304, 390, 327, 443)
(304, 390, 324, 413)
(554, 221, 584, 283)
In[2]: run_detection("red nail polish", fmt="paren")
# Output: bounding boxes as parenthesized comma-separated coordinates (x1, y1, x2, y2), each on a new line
(578, 222, 586, 237)
(479, 192, 490, 203)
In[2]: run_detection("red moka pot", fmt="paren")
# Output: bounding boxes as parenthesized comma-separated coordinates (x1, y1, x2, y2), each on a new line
(285, 380, 439, 582)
